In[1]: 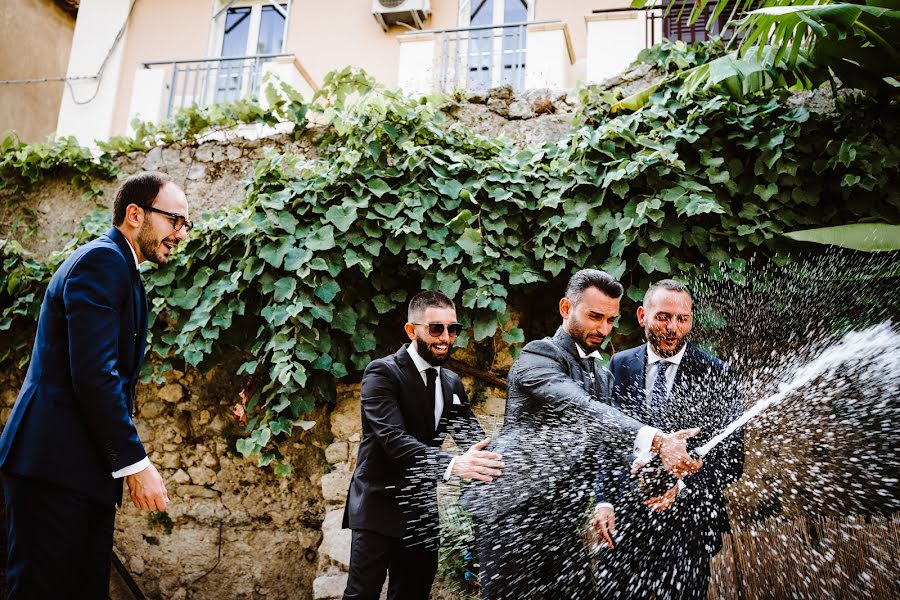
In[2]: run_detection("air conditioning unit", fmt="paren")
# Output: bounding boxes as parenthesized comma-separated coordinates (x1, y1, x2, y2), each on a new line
(372, 0, 431, 32)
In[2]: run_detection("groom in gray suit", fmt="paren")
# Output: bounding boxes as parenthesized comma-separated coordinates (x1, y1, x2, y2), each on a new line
(461, 269, 703, 599)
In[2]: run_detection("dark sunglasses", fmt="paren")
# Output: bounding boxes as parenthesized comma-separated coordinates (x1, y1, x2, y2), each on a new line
(412, 322, 463, 337)
(145, 206, 194, 232)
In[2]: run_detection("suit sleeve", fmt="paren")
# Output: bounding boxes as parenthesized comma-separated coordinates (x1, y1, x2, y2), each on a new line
(684, 365, 744, 493)
(514, 341, 644, 451)
(63, 246, 146, 473)
(360, 360, 454, 481)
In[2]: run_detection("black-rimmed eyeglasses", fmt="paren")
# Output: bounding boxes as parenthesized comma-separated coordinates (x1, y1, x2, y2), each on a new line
(145, 206, 194, 232)
(412, 322, 463, 337)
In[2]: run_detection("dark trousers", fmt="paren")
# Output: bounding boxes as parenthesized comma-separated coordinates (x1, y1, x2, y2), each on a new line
(3, 473, 116, 600)
(474, 503, 596, 600)
(596, 515, 713, 600)
(342, 529, 438, 600)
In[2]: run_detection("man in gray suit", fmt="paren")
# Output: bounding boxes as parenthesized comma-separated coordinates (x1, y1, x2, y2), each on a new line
(461, 269, 703, 599)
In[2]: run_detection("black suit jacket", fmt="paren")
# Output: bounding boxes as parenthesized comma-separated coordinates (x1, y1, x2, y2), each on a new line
(596, 343, 744, 551)
(461, 328, 643, 522)
(342, 344, 484, 542)
(0, 228, 148, 506)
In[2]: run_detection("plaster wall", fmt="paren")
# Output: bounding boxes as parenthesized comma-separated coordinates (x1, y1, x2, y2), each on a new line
(0, 0, 75, 142)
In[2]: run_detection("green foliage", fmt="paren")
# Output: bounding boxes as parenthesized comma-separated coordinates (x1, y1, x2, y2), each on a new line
(0, 132, 115, 199)
(147, 510, 174, 535)
(436, 504, 480, 596)
(1, 59, 898, 473)
(99, 77, 309, 154)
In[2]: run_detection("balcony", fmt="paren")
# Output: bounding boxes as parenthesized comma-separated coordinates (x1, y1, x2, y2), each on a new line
(127, 54, 318, 129)
(398, 20, 575, 96)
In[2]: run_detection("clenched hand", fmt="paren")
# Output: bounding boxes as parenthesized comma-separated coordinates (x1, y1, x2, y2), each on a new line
(126, 462, 169, 511)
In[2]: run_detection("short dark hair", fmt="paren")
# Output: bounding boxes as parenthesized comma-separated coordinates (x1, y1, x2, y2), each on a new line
(565, 269, 624, 305)
(112, 171, 173, 226)
(408, 291, 455, 322)
(644, 279, 693, 308)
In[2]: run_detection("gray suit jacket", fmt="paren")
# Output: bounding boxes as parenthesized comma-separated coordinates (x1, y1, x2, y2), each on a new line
(461, 327, 643, 521)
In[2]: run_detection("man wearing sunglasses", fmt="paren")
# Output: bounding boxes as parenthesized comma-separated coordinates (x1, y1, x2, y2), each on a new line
(342, 291, 504, 600)
(0, 171, 189, 598)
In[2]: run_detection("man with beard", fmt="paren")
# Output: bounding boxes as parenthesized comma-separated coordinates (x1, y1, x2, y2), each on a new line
(0, 171, 189, 597)
(342, 291, 503, 600)
(461, 270, 703, 599)
(592, 279, 744, 599)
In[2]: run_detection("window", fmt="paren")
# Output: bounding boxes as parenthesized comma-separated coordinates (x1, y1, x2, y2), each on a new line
(466, 0, 531, 92)
(212, 1, 289, 102)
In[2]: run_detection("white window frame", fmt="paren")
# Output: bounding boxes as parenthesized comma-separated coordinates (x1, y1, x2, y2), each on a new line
(207, 0, 292, 59)
(458, 0, 534, 90)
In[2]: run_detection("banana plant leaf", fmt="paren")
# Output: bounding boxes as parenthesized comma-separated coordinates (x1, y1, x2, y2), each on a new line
(784, 223, 900, 251)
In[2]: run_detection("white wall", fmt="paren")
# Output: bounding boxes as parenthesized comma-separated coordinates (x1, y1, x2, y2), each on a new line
(57, 0, 132, 145)
(585, 10, 661, 83)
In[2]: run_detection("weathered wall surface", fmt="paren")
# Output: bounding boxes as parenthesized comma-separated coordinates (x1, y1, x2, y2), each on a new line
(0, 0, 75, 142)
(0, 92, 574, 599)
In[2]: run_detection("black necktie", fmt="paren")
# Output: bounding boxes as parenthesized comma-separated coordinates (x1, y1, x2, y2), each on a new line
(425, 368, 438, 434)
(582, 356, 596, 399)
(647, 360, 670, 423)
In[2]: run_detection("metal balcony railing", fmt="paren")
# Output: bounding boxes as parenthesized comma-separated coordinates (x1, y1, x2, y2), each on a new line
(142, 54, 292, 117)
(431, 20, 555, 94)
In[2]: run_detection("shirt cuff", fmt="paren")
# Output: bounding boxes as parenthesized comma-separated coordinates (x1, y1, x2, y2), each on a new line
(595, 502, 614, 511)
(634, 426, 660, 461)
(443, 456, 457, 481)
(112, 456, 151, 479)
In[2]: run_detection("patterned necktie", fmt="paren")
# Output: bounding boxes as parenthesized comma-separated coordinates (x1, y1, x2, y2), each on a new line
(425, 368, 438, 433)
(647, 360, 670, 423)
(582, 356, 597, 399)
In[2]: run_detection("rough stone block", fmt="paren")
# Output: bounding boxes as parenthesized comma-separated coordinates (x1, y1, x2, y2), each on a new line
(313, 573, 348, 599)
(318, 509, 351, 568)
(320, 469, 352, 504)
(158, 383, 185, 404)
(324, 441, 349, 465)
(330, 387, 361, 439)
(187, 465, 217, 486)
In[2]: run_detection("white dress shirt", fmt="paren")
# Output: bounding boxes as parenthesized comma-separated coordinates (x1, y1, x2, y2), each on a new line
(583, 343, 664, 512)
(406, 343, 456, 480)
(644, 342, 688, 400)
(111, 238, 150, 479)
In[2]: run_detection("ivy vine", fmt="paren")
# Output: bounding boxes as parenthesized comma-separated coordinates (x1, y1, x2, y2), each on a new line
(1, 46, 897, 475)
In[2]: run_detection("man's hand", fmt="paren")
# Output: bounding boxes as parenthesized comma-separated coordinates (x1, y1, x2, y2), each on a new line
(644, 483, 679, 512)
(591, 505, 615, 549)
(651, 428, 703, 478)
(451, 438, 504, 482)
(126, 463, 169, 511)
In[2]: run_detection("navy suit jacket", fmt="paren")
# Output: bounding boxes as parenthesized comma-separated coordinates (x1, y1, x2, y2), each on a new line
(0, 228, 148, 506)
(595, 343, 744, 550)
(342, 344, 484, 543)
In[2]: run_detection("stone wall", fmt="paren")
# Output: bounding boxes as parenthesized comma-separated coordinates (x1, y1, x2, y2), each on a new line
(0, 90, 576, 599)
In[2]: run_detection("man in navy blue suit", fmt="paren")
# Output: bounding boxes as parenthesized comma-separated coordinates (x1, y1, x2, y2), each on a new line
(592, 279, 744, 599)
(0, 171, 191, 598)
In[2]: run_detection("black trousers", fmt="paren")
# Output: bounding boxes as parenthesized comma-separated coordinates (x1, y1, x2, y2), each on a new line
(474, 503, 596, 600)
(342, 529, 438, 600)
(596, 514, 713, 600)
(3, 473, 116, 600)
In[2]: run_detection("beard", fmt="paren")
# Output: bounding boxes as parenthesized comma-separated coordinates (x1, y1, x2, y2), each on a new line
(414, 334, 453, 366)
(567, 320, 604, 353)
(647, 330, 689, 358)
(137, 221, 175, 265)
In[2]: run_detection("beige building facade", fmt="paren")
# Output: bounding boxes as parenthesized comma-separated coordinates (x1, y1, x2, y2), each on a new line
(49, 0, 683, 144)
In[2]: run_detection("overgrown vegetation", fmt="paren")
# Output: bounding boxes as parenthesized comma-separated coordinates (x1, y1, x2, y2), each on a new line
(0, 44, 897, 474)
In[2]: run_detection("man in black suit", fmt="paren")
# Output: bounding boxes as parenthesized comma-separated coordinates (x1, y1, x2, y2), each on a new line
(0, 171, 189, 598)
(593, 279, 744, 599)
(461, 270, 704, 600)
(342, 290, 504, 600)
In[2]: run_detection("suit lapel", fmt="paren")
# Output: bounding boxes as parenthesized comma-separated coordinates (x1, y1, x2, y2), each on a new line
(396, 345, 432, 439)
(624, 346, 647, 412)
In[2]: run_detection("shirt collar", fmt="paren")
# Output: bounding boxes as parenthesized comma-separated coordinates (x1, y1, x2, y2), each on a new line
(406, 342, 441, 374)
(646, 342, 687, 366)
(124, 237, 141, 270)
(576, 344, 601, 360)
